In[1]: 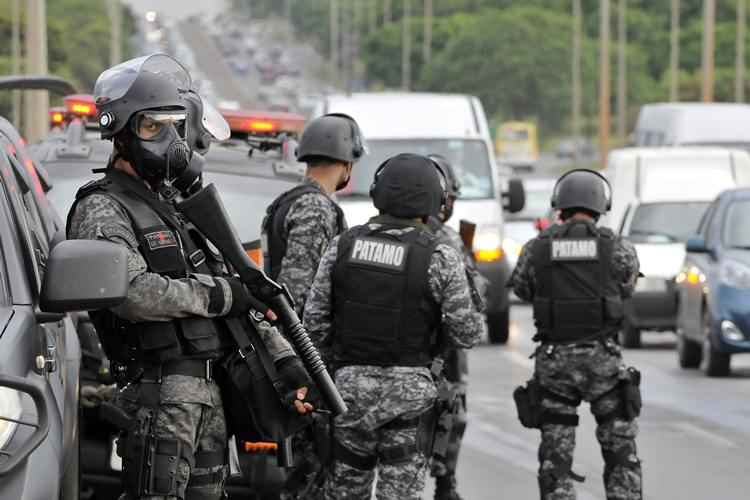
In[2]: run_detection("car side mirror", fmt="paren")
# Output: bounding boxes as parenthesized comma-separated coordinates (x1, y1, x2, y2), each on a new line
(502, 178, 525, 214)
(40, 240, 129, 313)
(686, 235, 713, 257)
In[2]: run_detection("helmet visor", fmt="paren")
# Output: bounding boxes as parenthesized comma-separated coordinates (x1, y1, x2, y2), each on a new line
(94, 53, 192, 104)
(132, 110, 187, 141)
(200, 97, 230, 141)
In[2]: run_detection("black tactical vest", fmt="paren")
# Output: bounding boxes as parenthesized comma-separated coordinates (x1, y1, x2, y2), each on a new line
(331, 218, 441, 367)
(67, 169, 234, 365)
(530, 220, 624, 342)
(261, 182, 345, 280)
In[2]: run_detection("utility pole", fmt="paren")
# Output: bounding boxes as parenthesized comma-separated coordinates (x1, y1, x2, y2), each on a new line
(24, 0, 48, 143)
(369, 0, 378, 34)
(384, 0, 392, 25)
(617, 0, 627, 142)
(108, 0, 122, 66)
(670, 0, 680, 101)
(737, 0, 746, 102)
(11, 0, 21, 128)
(702, 0, 716, 102)
(423, 0, 433, 63)
(341, 1, 351, 91)
(572, 0, 582, 162)
(402, 0, 411, 90)
(330, 0, 340, 86)
(599, 0, 611, 166)
(352, 0, 363, 91)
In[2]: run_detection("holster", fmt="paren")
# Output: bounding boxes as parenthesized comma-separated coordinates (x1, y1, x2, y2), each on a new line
(430, 379, 459, 459)
(121, 409, 183, 498)
(621, 367, 642, 421)
(513, 379, 544, 429)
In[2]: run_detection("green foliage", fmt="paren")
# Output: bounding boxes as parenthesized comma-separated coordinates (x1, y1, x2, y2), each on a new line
(245, 0, 750, 138)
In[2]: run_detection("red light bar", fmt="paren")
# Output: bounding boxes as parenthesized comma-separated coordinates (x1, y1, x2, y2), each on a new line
(220, 109, 305, 136)
(49, 106, 66, 125)
(64, 94, 97, 117)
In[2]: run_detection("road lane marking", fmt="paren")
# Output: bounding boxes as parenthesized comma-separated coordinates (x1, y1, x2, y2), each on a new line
(672, 421, 737, 449)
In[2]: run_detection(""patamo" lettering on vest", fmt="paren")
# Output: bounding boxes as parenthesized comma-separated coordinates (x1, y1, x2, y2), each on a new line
(350, 237, 408, 270)
(550, 238, 598, 261)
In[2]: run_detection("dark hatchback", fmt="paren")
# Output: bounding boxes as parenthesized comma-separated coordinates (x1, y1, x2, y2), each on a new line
(676, 188, 750, 377)
(0, 115, 129, 500)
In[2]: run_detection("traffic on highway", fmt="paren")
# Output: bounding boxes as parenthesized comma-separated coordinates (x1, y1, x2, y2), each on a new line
(1, 2, 750, 500)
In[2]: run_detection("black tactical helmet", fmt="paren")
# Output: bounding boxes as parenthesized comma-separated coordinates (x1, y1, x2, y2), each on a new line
(428, 154, 461, 198)
(370, 153, 444, 219)
(551, 168, 612, 215)
(296, 113, 366, 164)
(94, 53, 192, 140)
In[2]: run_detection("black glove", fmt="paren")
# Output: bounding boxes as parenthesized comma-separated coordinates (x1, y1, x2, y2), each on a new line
(225, 277, 272, 318)
(276, 356, 312, 390)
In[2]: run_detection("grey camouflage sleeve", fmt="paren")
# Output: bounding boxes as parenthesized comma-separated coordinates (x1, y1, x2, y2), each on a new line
(612, 237, 640, 298)
(276, 193, 339, 313)
(429, 243, 485, 348)
(68, 193, 233, 322)
(302, 236, 339, 365)
(509, 239, 536, 302)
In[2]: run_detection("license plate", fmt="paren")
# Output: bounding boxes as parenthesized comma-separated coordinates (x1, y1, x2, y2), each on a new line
(109, 435, 122, 472)
(636, 278, 667, 293)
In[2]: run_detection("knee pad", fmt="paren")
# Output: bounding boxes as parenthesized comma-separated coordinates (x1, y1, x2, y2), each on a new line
(602, 441, 640, 480)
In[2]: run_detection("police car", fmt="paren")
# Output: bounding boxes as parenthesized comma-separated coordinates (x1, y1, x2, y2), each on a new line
(0, 86, 130, 499)
(29, 104, 308, 498)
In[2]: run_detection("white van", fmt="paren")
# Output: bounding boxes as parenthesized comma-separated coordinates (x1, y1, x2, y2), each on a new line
(314, 92, 524, 343)
(633, 102, 750, 148)
(604, 147, 750, 347)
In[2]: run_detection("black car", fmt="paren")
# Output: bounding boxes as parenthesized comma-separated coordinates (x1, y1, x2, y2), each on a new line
(30, 120, 303, 499)
(0, 115, 128, 500)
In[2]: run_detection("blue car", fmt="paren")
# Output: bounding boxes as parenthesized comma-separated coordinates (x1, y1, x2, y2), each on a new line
(676, 187, 750, 376)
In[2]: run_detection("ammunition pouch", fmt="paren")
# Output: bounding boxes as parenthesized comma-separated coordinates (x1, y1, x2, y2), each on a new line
(121, 409, 188, 498)
(594, 367, 642, 425)
(513, 379, 580, 429)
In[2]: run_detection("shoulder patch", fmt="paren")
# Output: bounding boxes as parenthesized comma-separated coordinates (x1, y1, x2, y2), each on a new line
(349, 236, 408, 271)
(144, 229, 178, 250)
(550, 238, 598, 261)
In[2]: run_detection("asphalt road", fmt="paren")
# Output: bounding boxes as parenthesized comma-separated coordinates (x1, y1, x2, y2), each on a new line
(422, 305, 750, 500)
(178, 18, 257, 108)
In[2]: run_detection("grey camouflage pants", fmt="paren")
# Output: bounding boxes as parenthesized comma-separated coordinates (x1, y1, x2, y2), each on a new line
(117, 375, 228, 500)
(534, 340, 642, 500)
(323, 365, 437, 500)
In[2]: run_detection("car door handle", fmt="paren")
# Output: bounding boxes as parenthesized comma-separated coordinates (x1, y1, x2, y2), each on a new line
(35, 327, 57, 374)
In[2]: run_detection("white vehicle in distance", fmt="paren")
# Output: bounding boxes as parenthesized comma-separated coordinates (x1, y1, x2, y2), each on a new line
(604, 147, 750, 348)
(633, 102, 750, 148)
(314, 92, 525, 344)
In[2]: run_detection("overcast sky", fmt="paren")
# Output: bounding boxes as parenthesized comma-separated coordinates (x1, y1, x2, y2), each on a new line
(121, 0, 228, 22)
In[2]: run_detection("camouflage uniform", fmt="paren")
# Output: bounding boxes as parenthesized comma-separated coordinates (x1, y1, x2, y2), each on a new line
(305, 222, 485, 500)
(510, 222, 642, 500)
(69, 190, 295, 500)
(430, 224, 486, 491)
(275, 177, 345, 314)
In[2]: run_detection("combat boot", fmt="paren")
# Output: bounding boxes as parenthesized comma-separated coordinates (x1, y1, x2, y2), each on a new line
(434, 474, 463, 500)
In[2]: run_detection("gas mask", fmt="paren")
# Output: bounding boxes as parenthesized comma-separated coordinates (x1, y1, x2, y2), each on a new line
(129, 110, 191, 187)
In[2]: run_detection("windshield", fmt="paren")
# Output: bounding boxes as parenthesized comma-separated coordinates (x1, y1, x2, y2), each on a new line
(342, 139, 493, 200)
(723, 199, 750, 248)
(507, 183, 554, 220)
(627, 202, 709, 243)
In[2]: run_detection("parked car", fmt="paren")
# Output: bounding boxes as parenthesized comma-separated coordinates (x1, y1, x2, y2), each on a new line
(676, 188, 750, 377)
(314, 92, 525, 344)
(0, 114, 128, 500)
(604, 147, 750, 347)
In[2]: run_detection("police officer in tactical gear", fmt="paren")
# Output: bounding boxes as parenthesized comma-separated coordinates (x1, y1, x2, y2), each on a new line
(68, 54, 314, 500)
(510, 169, 643, 500)
(427, 155, 485, 500)
(262, 113, 365, 314)
(304, 153, 485, 500)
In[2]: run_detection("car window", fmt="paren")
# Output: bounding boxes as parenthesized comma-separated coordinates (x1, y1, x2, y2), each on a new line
(6, 153, 50, 258)
(699, 201, 719, 242)
(0, 153, 43, 290)
(722, 199, 750, 248)
(627, 202, 709, 243)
